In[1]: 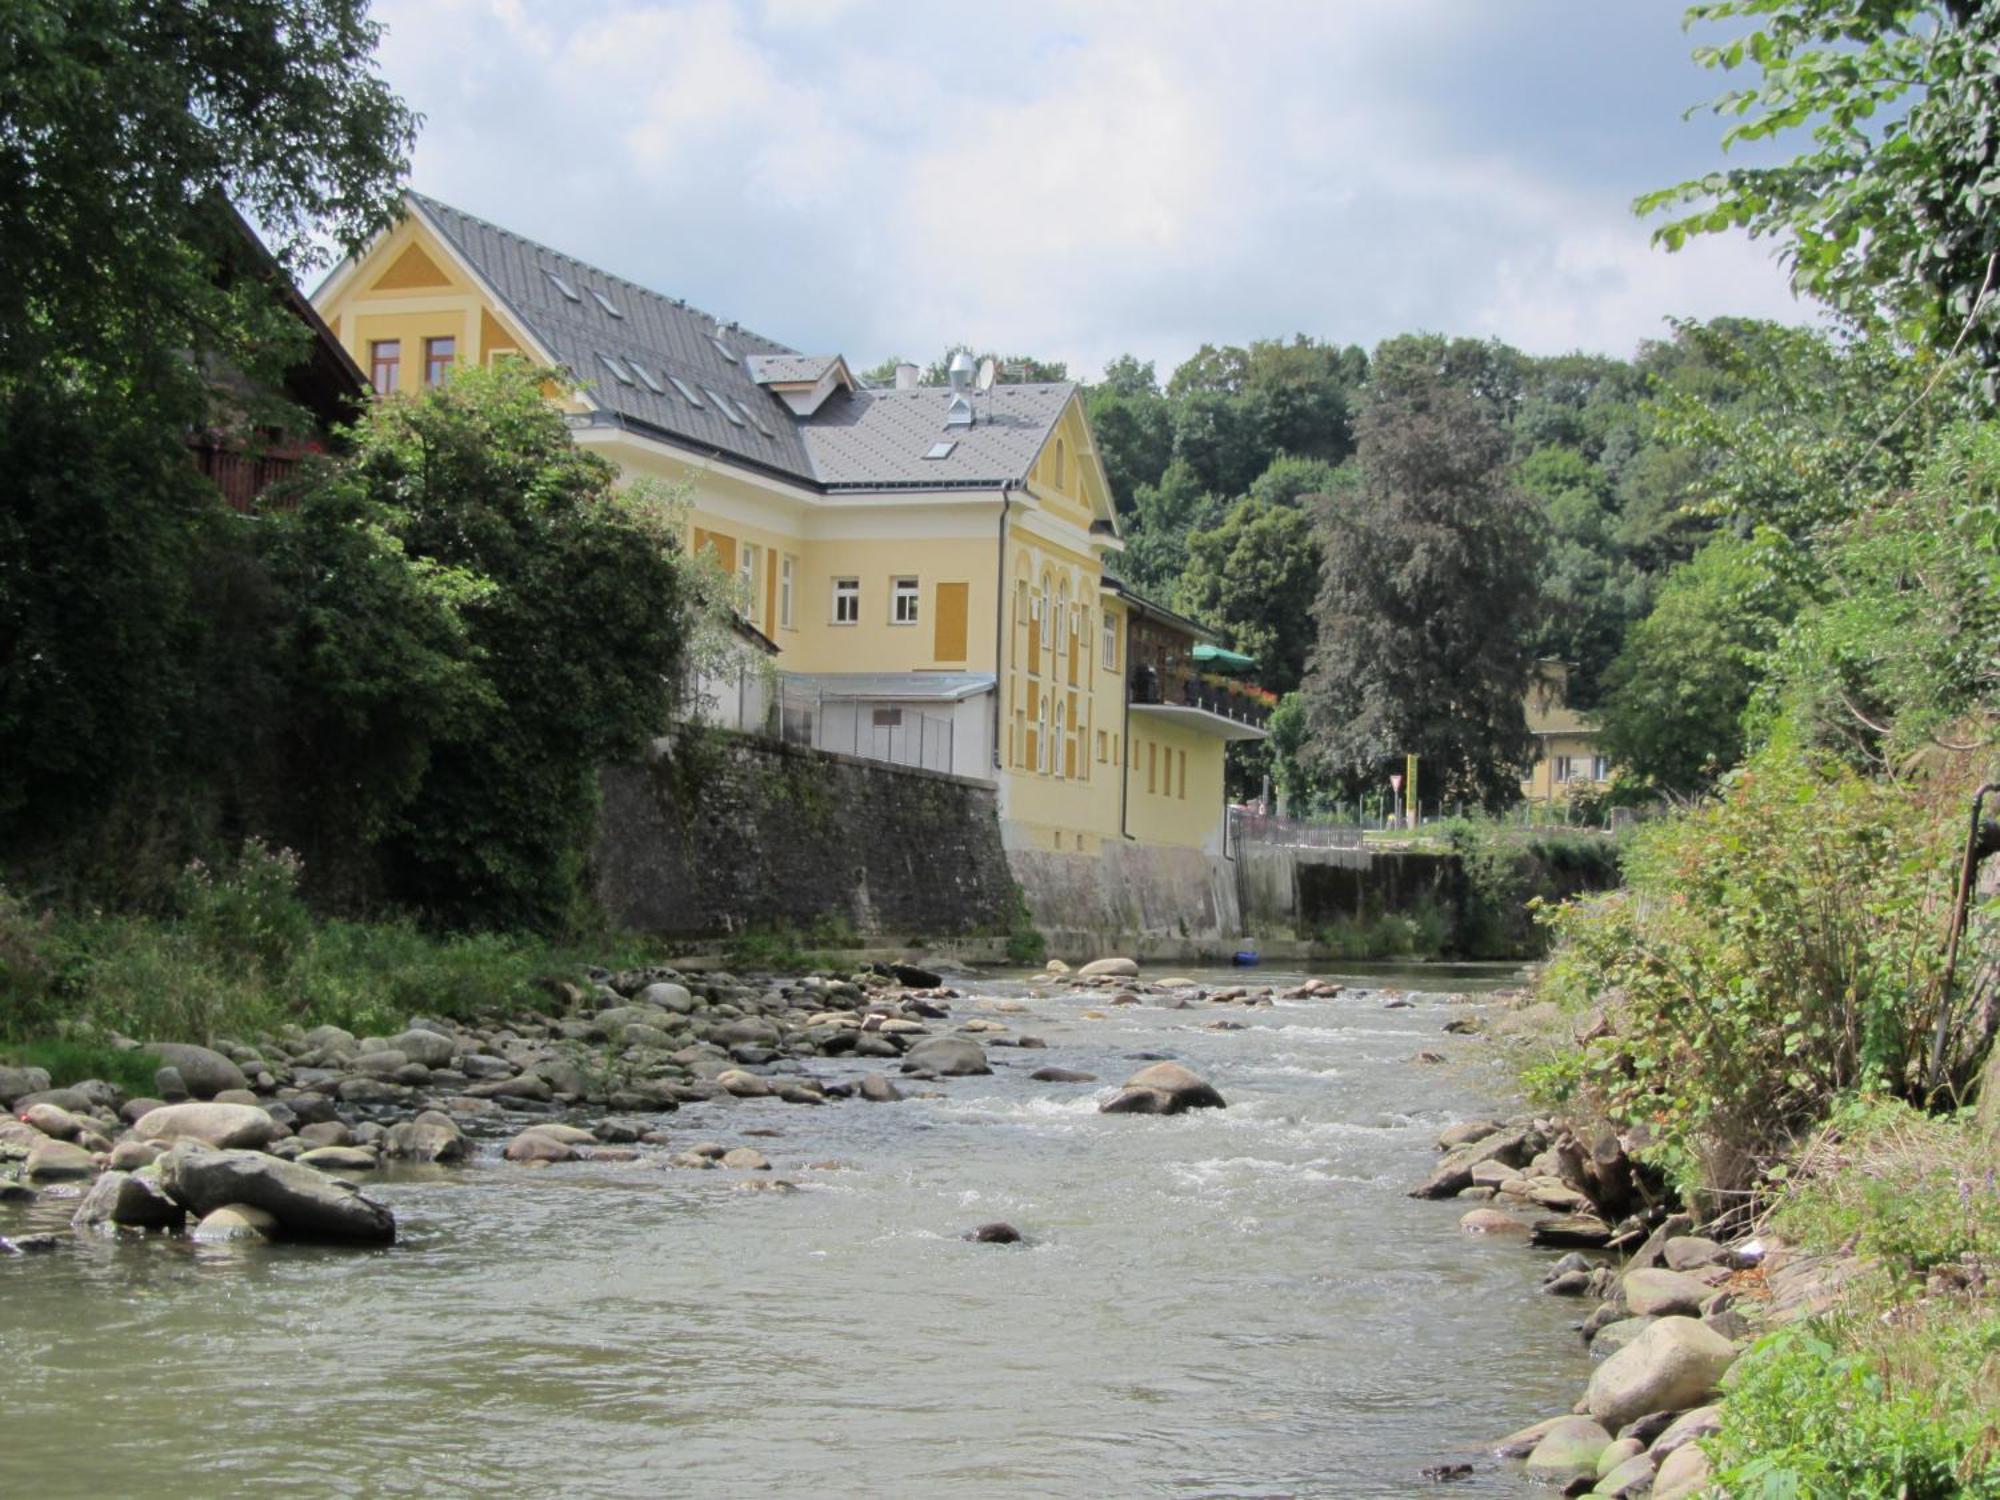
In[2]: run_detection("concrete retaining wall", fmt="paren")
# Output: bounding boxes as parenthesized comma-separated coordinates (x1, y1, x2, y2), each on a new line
(1008, 841, 1244, 961)
(594, 729, 1018, 941)
(1239, 845, 1464, 941)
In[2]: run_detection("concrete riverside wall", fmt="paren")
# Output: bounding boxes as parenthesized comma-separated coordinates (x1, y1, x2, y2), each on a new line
(1007, 841, 1244, 961)
(1238, 845, 1464, 941)
(594, 729, 1018, 941)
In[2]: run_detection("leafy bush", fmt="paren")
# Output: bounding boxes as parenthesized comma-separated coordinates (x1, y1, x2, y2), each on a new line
(1535, 742, 1958, 1201)
(1442, 818, 1621, 959)
(1709, 1318, 2000, 1499)
(0, 1037, 159, 1096)
(173, 839, 314, 980)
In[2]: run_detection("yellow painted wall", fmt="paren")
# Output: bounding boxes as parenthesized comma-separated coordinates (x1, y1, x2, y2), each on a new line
(1522, 734, 1608, 801)
(1125, 713, 1228, 850)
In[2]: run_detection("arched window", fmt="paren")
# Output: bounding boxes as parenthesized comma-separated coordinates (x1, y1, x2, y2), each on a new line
(1038, 695, 1051, 772)
(1055, 579, 1070, 652)
(1039, 571, 1054, 649)
(1053, 438, 1067, 491)
(1053, 699, 1067, 779)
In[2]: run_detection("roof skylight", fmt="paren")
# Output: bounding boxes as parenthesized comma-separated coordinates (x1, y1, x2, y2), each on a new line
(597, 352, 635, 385)
(629, 362, 665, 395)
(667, 376, 705, 408)
(590, 289, 623, 319)
(704, 388, 747, 427)
(545, 269, 580, 302)
(925, 441, 957, 460)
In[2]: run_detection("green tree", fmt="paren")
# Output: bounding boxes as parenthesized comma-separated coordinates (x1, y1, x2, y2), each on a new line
(1178, 499, 1321, 695)
(1084, 363, 1175, 514)
(1117, 458, 1224, 595)
(1641, 1, 2000, 372)
(1248, 453, 1345, 510)
(315, 366, 701, 928)
(0, 0, 417, 390)
(1597, 532, 1798, 796)
(1300, 359, 1546, 807)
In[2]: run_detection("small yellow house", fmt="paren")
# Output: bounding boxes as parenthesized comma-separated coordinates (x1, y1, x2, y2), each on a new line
(1521, 660, 1610, 803)
(314, 194, 1266, 860)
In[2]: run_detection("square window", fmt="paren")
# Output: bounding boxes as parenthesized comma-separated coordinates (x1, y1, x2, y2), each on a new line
(892, 577, 919, 625)
(833, 577, 860, 625)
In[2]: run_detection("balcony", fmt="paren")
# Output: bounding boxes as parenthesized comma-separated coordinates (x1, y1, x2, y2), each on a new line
(1129, 663, 1271, 740)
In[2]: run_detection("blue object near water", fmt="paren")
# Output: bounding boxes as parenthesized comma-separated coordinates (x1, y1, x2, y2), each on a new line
(1232, 951, 1261, 967)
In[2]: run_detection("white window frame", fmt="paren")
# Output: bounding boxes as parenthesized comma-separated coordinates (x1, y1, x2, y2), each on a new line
(1053, 699, 1067, 779)
(832, 577, 860, 625)
(739, 542, 762, 625)
(891, 576, 920, 626)
(779, 554, 796, 630)
(1101, 612, 1117, 671)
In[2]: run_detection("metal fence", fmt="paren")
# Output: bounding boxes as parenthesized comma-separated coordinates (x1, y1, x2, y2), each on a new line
(775, 686, 955, 774)
(1229, 810, 1367, 848)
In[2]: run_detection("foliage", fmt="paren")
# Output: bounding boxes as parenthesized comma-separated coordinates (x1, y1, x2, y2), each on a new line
(0, 851, 660, 1047)
(1759, 420, 2000, 761)
(1768, 1097, 2000, 1284)
(0, 1037, 159, 1096)
(1598, 533, 1799, 796)
(1709, 1317, 2000, 1498)
(0, 0, 417, 390)
(1178, 498, 1321, 695)
(1536, 742, 1960, 1201)
(289, 364, 698, 928)
(1641, 1, 2000, 378)
(1300, 352, 1545, 807)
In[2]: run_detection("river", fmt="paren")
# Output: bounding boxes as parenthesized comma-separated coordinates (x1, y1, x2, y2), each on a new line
(1, 964, 1595, 1498)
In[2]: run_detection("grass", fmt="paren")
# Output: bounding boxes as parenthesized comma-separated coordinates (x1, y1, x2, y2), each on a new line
(0, 1037, 160, 1095)
(0, 845, 677, 1053)
(1701, 1097, 2000, 1496)
(1314, 897, 1450, 960)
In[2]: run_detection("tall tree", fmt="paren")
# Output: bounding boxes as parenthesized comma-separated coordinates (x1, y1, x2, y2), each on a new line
(1300, 362, 1545, 807)
(1178, 499, 1321, 695)
(1640, 1, 2000, 375)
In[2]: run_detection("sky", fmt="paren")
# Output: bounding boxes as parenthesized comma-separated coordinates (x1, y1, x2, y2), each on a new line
(368, 0, 1812, 384)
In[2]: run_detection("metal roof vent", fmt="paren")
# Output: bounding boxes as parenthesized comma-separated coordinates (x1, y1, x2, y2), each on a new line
(947, 350, 975, 393)
(945, 392, 974, 428)
(944, 351, 976, 427)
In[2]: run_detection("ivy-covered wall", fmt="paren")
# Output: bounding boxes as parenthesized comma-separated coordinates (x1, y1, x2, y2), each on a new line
(593, 728, 1018, 941)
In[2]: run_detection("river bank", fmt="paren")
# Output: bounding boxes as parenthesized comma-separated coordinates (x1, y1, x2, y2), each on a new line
(2, 959, 1607, 1497)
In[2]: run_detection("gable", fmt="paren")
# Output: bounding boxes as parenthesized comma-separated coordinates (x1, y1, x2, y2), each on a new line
(372, 241, 452, 292)
(1029, 393, 1119, 536)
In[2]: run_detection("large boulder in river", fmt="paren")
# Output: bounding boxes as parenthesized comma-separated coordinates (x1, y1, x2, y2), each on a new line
(1522, 1415, 1612, 1486)
(1585, 1315, 1737, 1430)
(72, 1170, 184, 1230)
(141, 1043, 247, 1099)
(380, 1112, 468, 1163)
(1623, 1267, 1711, 1318)
(1408, 1127, 1541, 1199)
(156, 1141, 395, 1245)
(1078, 957, 1139, 979)
(131, 1102, 281, 1151)
(899, 1036, 990, 1076)
(1100, 1061, 1226, 1114)
(385, 1029, 457, 1069)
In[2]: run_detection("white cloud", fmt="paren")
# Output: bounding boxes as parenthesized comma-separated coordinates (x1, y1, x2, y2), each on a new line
(367, 0, 1808, 379)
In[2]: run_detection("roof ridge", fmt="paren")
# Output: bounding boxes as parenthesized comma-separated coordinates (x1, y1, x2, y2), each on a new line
(407, 190, 797, 357)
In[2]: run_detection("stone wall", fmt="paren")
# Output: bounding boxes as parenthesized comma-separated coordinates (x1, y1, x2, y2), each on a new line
(1239, 845, 1463, 940)
(1008, 841, 1244, 961)
(594, 729, 1018, 941)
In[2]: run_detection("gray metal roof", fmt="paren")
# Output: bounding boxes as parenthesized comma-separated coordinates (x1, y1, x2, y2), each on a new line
(409, 194, 816, 482)
(800, 382, 1074, 489)
(746, 353, 842, 385)
(405, 194, 1071, 494)
(779, 671, 996, 702)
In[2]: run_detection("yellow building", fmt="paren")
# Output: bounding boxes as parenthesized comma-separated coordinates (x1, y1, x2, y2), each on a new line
(1521, 660, 1611, 803)
(315, 194, 1266, 857)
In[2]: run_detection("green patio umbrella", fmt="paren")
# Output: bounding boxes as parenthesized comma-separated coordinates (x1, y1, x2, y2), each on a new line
(1192, 642, 1257, 674)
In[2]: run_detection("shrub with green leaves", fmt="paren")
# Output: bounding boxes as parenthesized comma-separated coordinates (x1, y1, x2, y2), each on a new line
(1537, 741, 1958, 1200)
(1709, 1319, 2000, 1499)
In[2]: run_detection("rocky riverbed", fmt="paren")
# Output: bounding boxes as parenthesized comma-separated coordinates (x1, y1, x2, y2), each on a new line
(3, 959, 1614, 1497)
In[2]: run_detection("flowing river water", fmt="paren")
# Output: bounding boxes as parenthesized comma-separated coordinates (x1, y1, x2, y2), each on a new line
(1, 965, 1597, 1498)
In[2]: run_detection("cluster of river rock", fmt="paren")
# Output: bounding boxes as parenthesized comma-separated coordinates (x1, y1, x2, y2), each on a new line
(0, 956, 1243, 1252)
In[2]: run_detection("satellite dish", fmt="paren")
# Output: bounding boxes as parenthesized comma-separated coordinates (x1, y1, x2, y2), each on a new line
(975, 357, 997, 392)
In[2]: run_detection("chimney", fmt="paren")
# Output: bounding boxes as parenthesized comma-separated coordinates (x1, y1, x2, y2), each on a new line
(894, 362, 920, 390)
